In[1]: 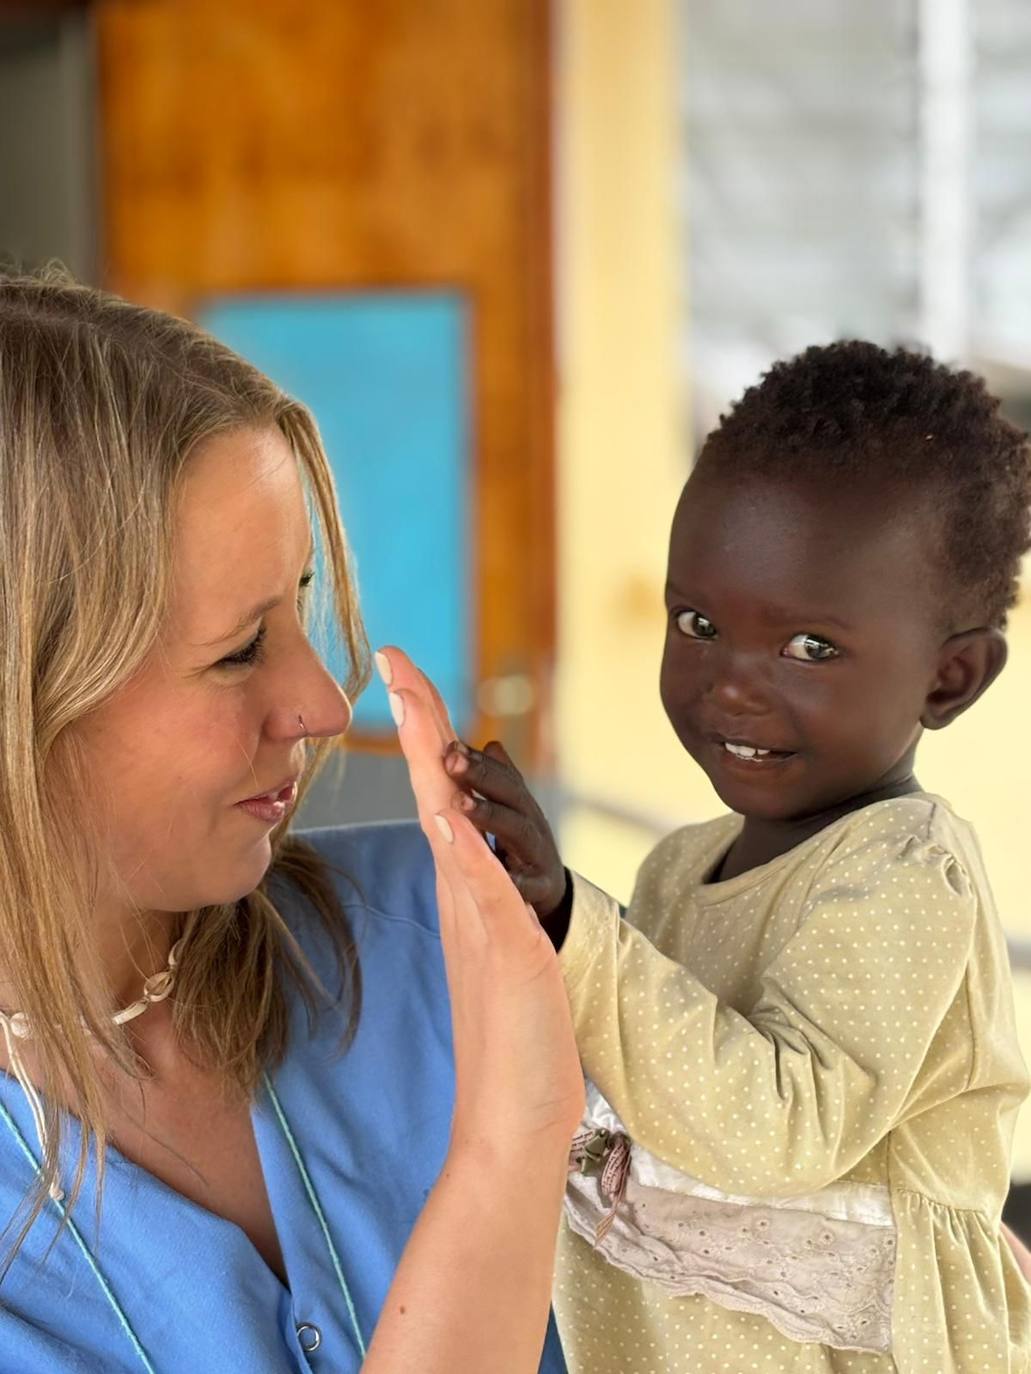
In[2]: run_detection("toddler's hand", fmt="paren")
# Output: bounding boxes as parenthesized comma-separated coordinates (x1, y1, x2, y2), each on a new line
(443, 738, 571, 923)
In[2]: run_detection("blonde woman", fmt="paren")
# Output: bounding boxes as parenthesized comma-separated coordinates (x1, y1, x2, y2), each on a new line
(0, 272, 580, 1373)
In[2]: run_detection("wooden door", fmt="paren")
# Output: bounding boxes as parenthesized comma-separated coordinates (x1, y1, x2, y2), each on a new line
(94, 0, 555, 765)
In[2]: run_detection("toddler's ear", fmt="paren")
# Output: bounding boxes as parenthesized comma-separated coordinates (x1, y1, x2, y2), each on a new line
(921, 627, 1008, 730)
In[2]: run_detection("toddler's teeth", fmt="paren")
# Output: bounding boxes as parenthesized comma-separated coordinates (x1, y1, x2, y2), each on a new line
(725, 742, 773, 760)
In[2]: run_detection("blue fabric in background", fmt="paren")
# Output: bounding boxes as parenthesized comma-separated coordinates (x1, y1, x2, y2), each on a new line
(197, 292, 472, 734)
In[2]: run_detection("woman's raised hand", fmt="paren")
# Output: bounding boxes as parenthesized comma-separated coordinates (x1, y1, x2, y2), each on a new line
(374, 646, 584, 1148)
(357, 647, 583, 1373)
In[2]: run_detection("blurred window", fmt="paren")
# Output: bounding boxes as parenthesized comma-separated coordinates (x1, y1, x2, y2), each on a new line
(972, 0, 1031, 367)
(683, 0, 1031, 434)
(682, 0, 919, 436)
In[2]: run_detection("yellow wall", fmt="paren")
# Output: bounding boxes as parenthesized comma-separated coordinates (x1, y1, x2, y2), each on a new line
(555, 0, 1031, 1172)
(556, 0, 714, 892)
(919, 600, 1031, 938)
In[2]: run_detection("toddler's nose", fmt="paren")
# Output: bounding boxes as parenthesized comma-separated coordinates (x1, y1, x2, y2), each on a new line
(704, 658, 771, 718)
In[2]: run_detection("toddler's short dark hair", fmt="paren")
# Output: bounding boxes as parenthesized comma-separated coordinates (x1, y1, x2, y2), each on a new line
(698, 341, 1031, 628)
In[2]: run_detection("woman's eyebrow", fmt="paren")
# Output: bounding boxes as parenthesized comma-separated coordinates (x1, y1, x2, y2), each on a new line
(199, 547, 317, 646)
(199, 595, 282, 647)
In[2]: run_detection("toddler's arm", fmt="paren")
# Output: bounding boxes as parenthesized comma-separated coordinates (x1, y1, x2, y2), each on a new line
(558, 823, 977, 1198)
(444, 739, 978, 1200)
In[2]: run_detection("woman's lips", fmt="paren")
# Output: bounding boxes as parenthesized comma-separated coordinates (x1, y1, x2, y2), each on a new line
(235, 780, 298, 824)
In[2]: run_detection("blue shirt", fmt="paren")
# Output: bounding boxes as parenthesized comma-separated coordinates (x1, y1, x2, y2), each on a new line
(0, 821, 568, 1374)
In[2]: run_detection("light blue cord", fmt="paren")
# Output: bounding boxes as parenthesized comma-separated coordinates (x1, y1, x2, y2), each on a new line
(0, 1075, 365, 1368)
(0, 1095, 157, 1374)
(263, 1071, 367, 1358)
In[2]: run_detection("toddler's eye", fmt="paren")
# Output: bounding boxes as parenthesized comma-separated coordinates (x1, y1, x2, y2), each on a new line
(783, 633, 838, 662)
(676, 609, 717, 640)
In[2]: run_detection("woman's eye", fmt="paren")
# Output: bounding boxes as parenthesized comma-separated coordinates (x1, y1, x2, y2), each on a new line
(298, 570, 314, 610)
(783, 632, 838, 662)
(217, 574, 313, 670)
(218, 625, 267, 669)
(676, 609, 717, 640)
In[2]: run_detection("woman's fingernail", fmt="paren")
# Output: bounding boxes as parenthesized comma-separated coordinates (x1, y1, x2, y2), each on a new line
(388, 691, 405, 727)
(456, 793, 475, 812)
(433, 813, 454, 843)
(448, 739, 470, 756)
(374, 650, 393, 685)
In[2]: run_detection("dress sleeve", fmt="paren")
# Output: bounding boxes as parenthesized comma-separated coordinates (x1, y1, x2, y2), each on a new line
(559, 816, 978, 1198)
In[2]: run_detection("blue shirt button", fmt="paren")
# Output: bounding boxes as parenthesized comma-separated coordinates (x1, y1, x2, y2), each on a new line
(297, 1323, 322, 1353)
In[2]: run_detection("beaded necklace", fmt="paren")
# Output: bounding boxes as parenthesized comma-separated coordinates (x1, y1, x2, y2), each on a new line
(0, 939, 183, 1200)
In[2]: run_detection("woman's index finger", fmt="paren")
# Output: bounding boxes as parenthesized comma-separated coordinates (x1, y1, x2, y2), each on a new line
(376, 646, 455, 745)
(376, 650, 457, 819)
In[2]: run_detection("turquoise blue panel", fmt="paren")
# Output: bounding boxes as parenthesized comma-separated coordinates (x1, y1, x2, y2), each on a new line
(197, 292, 471, 732)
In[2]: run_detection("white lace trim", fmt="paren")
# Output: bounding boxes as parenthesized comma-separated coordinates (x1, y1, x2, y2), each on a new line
(580, 1082, 894, 1228)
(566, 1082, 896, 1353)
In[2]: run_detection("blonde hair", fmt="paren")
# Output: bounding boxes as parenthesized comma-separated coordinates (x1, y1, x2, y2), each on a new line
(0, 268, 370, 1251)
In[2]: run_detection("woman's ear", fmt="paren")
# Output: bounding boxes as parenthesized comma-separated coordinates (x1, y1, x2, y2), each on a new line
(922, 628, 1008, 730)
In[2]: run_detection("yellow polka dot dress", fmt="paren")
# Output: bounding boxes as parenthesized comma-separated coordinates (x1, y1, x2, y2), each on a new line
(554, 797, 1031, 1372)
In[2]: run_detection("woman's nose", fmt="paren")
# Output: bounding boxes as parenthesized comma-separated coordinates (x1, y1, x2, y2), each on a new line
(295, 682, 353, 740)
(268, 646, 354, 742)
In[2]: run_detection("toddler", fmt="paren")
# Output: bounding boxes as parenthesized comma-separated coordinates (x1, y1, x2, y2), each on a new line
(446, 342, 1031, 1371)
